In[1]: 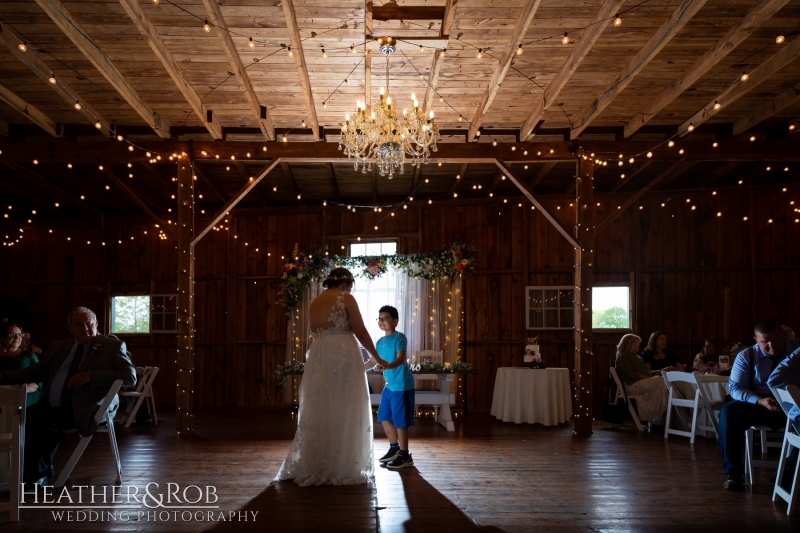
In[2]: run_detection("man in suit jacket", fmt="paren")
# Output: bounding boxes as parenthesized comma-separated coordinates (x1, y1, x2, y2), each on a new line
(0, 306, 136, 484)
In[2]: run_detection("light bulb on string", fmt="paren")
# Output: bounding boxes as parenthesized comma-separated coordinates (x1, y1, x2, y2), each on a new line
(48, 75, 56, 85)
(322, 48, 327, 58)
(74, 101, 81, 110)
(203, 20, 211, 33)
(249, 38, 255, 49)
(477, 49, 483, 59)
(350, 45, 356, 54)
(668, 140, 675, 147)
(516, 44, 522, 55)
(288, 47, 293, 57)
(562, 34, 569, 45)
(614, 14, 622, 27)
(95, 121, 102, 129)
(18, 42, 26, 52)
(776, 34, 785, 44)
(741, 72, 749, 82)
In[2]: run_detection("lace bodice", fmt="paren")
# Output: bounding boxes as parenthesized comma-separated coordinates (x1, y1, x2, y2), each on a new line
(311, 294, 352, 339)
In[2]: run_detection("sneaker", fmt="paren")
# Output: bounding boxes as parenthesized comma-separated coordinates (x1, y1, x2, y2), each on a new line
(379, 447, 400, 463)
(723, 474, 744, 490)
(386, 452, 414, 470)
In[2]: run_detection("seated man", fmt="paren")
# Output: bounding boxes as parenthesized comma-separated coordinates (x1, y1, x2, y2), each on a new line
(0, 306, 136, 485)
(768, 343, 800, 489)
(718, 319, 799, 490)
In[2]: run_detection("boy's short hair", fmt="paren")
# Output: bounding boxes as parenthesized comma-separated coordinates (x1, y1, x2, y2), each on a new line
(379, 305, 399, 321)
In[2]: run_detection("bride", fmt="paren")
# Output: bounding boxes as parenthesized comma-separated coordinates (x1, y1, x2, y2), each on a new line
(275, 267, 389, 486)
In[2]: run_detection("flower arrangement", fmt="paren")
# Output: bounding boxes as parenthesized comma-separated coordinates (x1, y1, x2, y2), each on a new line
(276, 242, 477, 313)
(274, 360, 306, 387)
(408, 361, 473, 373)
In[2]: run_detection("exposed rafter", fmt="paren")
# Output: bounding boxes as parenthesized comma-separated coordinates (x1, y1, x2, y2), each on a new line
(280, 162, 303, 206)
(571, 0, 709, 140)
(200, 0, 273, 140)
(422, 49, 445, 117)
(32, 0, 171, 138)
(624, 0, 790, 138)
(325, 163, 341, 201)
(528, 162, 557, 189)
(281, 0, 320, 141)
(468, 0, 543, 140)
(495, 159, 580, 248)
(118, 0, 222, 139)
(447, 163, 469, 196)
(5, 163, 103, 217)
(0, 22, 113, 137)
(733, 81, 800, 136)
(611, 161, 652, 192)
(596, 158, 689, 233)
(193, 160, 279, 245)
(441, 0, 458, 37)
(678, 36, 800, 137)
(0, 81, 60, 137)
(520, 0, 625, 140)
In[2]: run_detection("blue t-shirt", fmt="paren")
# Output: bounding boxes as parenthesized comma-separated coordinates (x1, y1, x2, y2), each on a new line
(377, 331, 414, 391)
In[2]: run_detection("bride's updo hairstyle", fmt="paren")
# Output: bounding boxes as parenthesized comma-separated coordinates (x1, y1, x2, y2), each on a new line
(322, 267, 355, 290)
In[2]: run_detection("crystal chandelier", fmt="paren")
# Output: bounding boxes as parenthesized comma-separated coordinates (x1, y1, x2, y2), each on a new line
(339, 37, 440, 179)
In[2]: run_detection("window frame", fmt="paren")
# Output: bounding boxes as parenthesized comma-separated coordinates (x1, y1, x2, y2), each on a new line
(525, 285, 576, 331)
(347, 238, 399, 257)
(591, 279, 634, 333)
(150, 294, 179, 334)
(109, 294, 152, 336)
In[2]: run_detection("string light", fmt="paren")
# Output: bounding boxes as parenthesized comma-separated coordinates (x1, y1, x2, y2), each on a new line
(776, 34, 785, 44)
(48, 75, 56, 84)
(668, 140, 675, 147)
(687, 123, 694, 132)
(614, 14, 622, 27)
(516, 44, 523, 55)
(562, 33, 569, 45)
(18, 42, 26, 52)
(322, 48, 327, 58)
(288, 46, 293, 57)
(741, 72, 749, 82)
(713, 101, 721, 110)
(249, 38, 255, 49)
(95, 121, 102, 129)
(712, 142, 718, 148)
(477, 49, 483, 58)
(203, 20, 211, 33)
(74, 101, 81, 110)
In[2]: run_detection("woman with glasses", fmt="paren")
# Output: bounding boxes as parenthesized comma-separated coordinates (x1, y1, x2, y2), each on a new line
(0, 322, 41, 406)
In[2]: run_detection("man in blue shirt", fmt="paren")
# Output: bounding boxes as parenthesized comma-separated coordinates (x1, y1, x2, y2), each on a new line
(719, 319, 799, 490)
(768, 343, 800, 489)
(372, 305, 415, 470)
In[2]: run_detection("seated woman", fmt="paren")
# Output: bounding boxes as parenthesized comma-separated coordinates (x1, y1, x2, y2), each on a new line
(692, 337, 720, 370)
(640, 331, 679, 371)
(615, 333, 671, 423)
(0, 323, 42, 406)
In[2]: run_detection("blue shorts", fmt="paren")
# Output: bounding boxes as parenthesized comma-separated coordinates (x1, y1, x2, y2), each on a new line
(377, 388, 415, 429)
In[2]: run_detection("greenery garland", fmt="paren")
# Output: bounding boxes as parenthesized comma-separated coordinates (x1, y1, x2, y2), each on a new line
(278, 242, 476, 313)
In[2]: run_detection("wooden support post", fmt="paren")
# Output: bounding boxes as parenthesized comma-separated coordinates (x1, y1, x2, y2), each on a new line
(176, 159, 195, 433)
(574, 149, 594, 435)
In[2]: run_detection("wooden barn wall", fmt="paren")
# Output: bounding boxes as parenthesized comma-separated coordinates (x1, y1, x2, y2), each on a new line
(1, 186, 798, 416)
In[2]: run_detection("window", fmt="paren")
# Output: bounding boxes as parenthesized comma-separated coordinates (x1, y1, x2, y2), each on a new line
(525, 286, 574, 330)
(110, 294, 178, 334)
(592, 285, 631, 330)
(110, 295, 150, 334)
(151, 294, 178, 333)
(348, 241, 398, 345)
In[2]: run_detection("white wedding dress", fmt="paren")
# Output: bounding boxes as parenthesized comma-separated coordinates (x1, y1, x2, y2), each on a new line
(275, 294, 374, 486)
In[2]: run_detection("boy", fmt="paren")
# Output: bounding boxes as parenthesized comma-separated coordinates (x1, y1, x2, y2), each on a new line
(374, 305, 415, 469)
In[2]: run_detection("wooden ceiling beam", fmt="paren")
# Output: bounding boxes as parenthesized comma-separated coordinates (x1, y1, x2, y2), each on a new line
(279, 162, 303, 206)
(521, 0, 625, 140)
(98, 163, 176, 239)
(0, 81, 60, 137)
(468, 0, 544, 140)
(234, 161, 269, 208)
(118, 0, 222, 140)
(422, 49, 445, 117)
(4, 162, 103, 217)
(596, 158, 689, 233)
(611, 161, 652, 192)
(325, 163, 341, 202)
(32, 0, 170, 138)
(733, 82, 800, 136)
(571, 0, 709, 140)
(528, 162, 557, 189)
(193, 160, 279, 245)
(199, 0, 273, 141)
(447, 163, 469, 196)
(678, 37, 800, 137)
(441, 0, 458, 37)
(495, 159, 580, 248)
(281, 0, 320, 141)
(0, 23, 113, 138)
(624, 0, 790, 138)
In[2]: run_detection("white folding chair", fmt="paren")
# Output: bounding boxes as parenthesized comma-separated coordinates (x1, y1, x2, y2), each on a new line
(770, 385, 800, 515)
(54, 379, 123, 489)
(662, 371, 707, 443)
(0, 384, 27, 522)
(119, 366, 159, 427)
(694, 374, 728, 438)
(609, 367, 644, 432)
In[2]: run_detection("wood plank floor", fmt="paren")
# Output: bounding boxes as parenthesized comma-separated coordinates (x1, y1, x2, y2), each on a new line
(2, 409, 798, 532)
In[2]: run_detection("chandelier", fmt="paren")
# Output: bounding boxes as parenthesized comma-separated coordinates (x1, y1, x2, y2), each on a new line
(338, 37, 440, 179)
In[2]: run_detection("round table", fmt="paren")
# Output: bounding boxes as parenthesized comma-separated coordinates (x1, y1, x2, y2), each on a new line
(490, 368, 573, 425)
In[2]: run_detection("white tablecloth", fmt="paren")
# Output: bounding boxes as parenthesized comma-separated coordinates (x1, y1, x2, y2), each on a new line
(490, 368, 573, 425)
